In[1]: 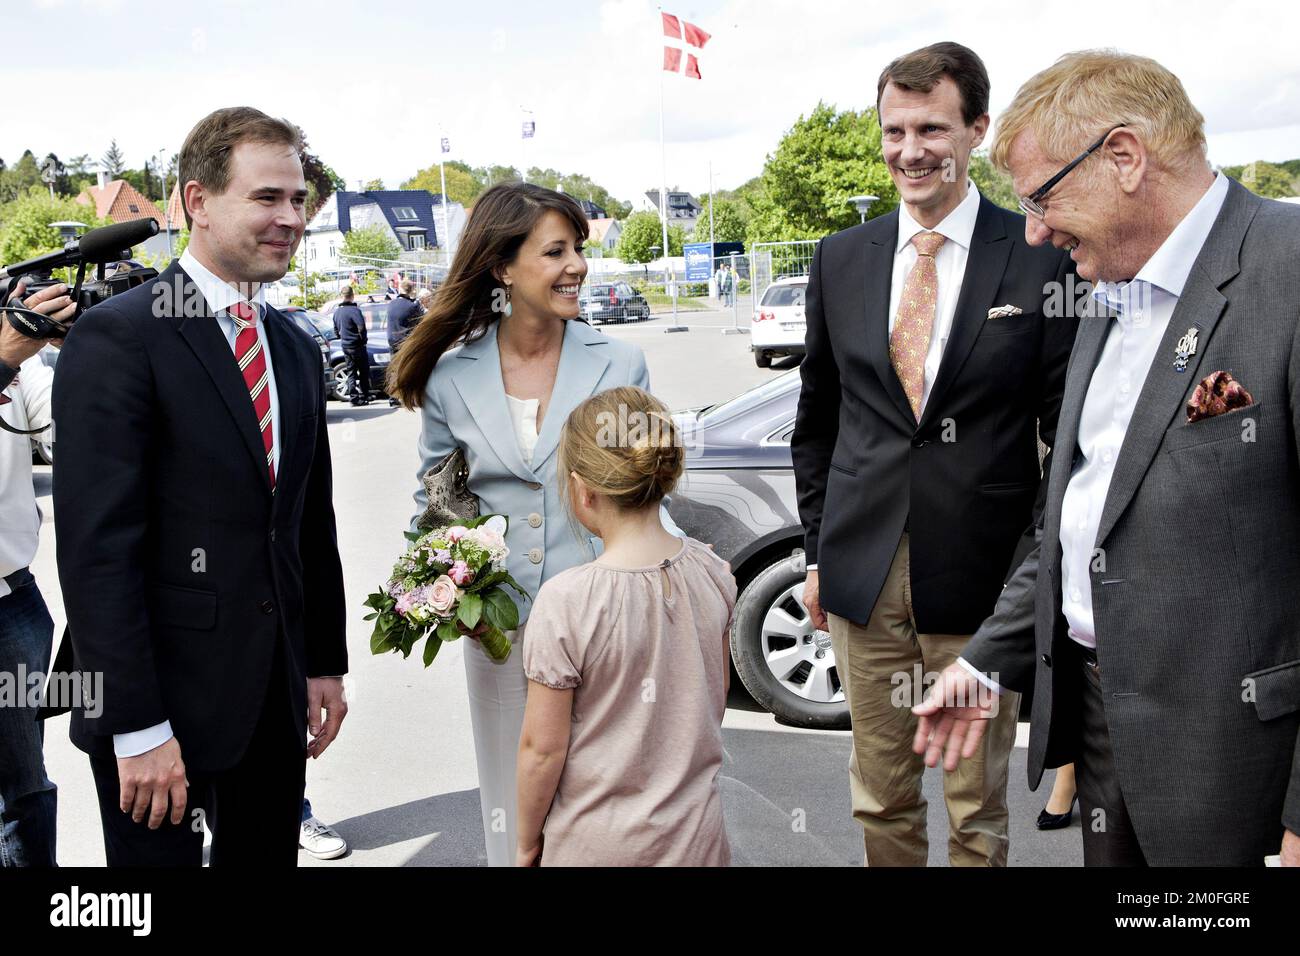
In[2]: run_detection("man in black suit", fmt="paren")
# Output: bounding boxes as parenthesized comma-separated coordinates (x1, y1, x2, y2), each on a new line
(52, 106, 349, 866)
(792, 42, 1077, 865)
(384, 279, 422, 405)
(334, 287, 370, 406)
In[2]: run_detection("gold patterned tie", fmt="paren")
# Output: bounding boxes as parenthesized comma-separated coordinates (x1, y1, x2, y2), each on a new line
(890, 231, 946, 420)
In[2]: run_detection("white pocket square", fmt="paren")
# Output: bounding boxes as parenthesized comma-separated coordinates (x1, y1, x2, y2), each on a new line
(986, 304, 1024, 320)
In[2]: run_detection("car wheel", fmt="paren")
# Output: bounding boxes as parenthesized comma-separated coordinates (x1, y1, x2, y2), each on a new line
(330, 361, 348, 401)
(754, 350, 772, 368)
(31, 437, 54, 466)
(731, 554, 850, 730)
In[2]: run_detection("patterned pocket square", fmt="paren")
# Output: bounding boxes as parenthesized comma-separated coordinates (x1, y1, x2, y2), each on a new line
(986, 304, 1024, 320)
(1186, 370, 1254, 423)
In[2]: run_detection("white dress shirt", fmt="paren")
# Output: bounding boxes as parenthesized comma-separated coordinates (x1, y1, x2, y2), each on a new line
(115, 251, 284, 758)
(809, 183, 981, 574)
(1058, 172, 1229, 648)
(0, 355, 53, 599)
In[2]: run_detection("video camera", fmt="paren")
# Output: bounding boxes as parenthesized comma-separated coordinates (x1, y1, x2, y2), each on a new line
(0, 218, 161, 340)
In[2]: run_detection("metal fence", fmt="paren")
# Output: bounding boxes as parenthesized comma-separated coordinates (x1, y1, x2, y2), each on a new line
(748, 240, 818, 307)
(336, 253, 448, 294)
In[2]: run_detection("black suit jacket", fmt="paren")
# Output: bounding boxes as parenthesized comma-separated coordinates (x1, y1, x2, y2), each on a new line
(51, 262, 348, 771)
(385, 295, 421, 352)
(335, 303, 366, 350)
(792, 195, 1077, 632)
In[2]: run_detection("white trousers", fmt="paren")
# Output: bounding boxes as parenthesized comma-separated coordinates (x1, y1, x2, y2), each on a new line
(462, 624, 528, 867)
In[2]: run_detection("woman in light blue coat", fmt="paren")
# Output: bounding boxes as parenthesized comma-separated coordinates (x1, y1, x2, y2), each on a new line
(390, 183, 678, 866)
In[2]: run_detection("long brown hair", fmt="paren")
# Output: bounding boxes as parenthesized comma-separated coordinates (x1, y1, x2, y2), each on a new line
(388, 182, 590, 408)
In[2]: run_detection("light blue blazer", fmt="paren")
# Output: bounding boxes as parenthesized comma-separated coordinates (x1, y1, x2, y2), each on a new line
(411, 318, 680, 625)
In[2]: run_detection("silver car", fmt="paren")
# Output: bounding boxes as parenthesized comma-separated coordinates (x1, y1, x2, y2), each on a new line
(669, 370, 848, 729)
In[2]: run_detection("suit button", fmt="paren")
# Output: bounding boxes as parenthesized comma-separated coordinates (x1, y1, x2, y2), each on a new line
(528, 513, 543, 528)
(526, 482, 542, 491)
(270, 529, 277, 542)
(528, 548, 543, 564)
(261, 600, 275, 615)
(1041, 654, 1052, 667)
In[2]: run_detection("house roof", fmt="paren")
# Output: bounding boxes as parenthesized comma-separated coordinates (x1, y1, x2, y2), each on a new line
(644, 189, 701, 220)
(578, 198, 607, 219)
(165, 184, 186, 230)
(78, 180, 167, 228)
(333, 189, 446, 247)
(586, 218, 620, 243)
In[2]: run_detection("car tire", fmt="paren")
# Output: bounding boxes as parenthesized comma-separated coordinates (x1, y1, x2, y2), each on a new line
(31, 437, 53, 466)
(731, 554, 850, 730)
(330, 360, 349, 402)
(754, 350, 772, 368)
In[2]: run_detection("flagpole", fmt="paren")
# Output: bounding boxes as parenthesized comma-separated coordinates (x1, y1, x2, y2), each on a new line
(658, 6, 686, 333)
(438, 137, 451, 266)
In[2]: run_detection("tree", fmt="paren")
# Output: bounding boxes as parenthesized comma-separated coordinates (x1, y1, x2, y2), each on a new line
(363, 178, 385, 191)
(696, 194, 752, 244)
(523, 167, 632, 219)
(615, 211, 683, 262)
(968, 151, 1019, 211)
(0, 150, 43, 204)
(341, 223, 401, 262)
(101, 140, 126, 177)
(746, 101, 896, 243)
(475, 164, 521, 188)
(1221, 160, 1297, 198)
(0, 190, 109, 266)
(402, 160, 482, 205)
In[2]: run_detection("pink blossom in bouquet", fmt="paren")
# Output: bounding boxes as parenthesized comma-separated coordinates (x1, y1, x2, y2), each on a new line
(449, 560, 474, 586)
(428, 575, 460, 617)
(445, 526, 469, 544)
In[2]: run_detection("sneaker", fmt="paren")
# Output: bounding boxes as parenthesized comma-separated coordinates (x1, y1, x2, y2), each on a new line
(299, 815, 348, 860)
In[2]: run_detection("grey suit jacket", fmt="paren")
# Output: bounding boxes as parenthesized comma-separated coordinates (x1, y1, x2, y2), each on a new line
(964, 179, 1300, 865)
(411, 318, 670, 625)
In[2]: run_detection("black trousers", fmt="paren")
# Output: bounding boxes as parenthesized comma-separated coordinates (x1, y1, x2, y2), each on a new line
(344, 346, 371, 401)
(1075, 644, 1148, 867)
(88, 651, 305, 867)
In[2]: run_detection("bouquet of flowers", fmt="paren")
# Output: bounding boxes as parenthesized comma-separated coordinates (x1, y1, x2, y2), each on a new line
(364, 515, 529, 665)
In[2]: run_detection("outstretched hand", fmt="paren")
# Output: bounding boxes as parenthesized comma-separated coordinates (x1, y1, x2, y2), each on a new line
(911, 663, 1000, 771)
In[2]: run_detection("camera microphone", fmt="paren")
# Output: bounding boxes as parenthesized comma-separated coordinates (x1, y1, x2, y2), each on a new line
(0, 219, 160, 280)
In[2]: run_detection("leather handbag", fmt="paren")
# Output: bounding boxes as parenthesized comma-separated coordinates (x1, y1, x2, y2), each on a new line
(417, 447, 480, 530)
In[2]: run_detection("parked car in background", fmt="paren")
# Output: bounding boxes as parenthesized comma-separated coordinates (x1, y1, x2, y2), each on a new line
(665, 369, 848, 729)
(312, 295, 396, 399)
(579, 282, 650, 324)
(750, 276, 807, 368)
(280, 305, 335, 399)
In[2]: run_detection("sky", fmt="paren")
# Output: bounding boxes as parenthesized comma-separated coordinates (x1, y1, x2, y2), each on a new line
(5, 0, 1300, 207)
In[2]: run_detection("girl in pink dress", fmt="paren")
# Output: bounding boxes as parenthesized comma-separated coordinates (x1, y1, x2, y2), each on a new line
(515, 386, 736, 866)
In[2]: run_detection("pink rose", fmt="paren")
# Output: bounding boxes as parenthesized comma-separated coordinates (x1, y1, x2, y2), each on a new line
(428, 575, 460, 616)
(446, 526, 469, 543)
(449, 560, 474, 586)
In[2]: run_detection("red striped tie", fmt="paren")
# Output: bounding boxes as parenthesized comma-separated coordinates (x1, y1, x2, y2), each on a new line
(229, 301, 275, 489)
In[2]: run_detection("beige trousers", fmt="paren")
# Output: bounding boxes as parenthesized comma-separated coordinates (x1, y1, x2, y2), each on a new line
(828, 534, 1019, 866)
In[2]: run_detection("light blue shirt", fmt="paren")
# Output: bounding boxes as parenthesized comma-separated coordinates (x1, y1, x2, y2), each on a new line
(114, 250, 285, 758)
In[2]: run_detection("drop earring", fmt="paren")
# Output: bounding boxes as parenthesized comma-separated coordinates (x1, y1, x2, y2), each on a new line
(503, 283, 513, 318)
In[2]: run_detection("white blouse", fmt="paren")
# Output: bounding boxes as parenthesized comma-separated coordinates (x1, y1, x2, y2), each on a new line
(505, 393, 540, 466)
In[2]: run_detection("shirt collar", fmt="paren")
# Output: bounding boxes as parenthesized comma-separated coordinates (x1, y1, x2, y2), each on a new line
(896, 181, 981, 254)
(1091, 172, 1229, 314)
(179, 249, 267, 316)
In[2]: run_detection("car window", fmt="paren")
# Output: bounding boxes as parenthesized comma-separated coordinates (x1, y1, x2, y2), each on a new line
(760, 283, 807, 308)
(699, 369, 801, 423)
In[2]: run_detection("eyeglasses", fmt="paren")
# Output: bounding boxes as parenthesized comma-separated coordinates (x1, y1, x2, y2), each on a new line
(1018, 124, 1127, 219)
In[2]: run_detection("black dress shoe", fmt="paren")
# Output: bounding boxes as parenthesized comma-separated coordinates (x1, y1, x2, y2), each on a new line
(1037, 796, 1077, 830)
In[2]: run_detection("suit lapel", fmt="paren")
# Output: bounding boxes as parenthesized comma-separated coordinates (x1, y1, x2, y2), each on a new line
(862, 214, 916, 425)
(1094, 181, 1257, 547)
(530, 320, 611, 468)
(919, 198, 1011, 429)
(451, 323, 538, 483)
(167, 264, 273, 495)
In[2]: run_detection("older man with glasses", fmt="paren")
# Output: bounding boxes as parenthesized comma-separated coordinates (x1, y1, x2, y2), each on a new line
(916, 49, 1300, 867)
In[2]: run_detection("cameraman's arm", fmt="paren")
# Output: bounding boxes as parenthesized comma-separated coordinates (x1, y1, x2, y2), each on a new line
(52, 303, 170, 737)
(1, 281, 74, 387)
(17, 355, 53, 429)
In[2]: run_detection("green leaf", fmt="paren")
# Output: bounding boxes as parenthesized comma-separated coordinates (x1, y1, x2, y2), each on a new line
(403, 530, 422, 543)
(483, 588, 520, 631)
(457, 592, 483, 629)
(423, 635, 441, 667)
(436, 619, 460, 643)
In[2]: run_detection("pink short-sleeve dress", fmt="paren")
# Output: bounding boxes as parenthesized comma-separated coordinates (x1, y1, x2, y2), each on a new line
(521, 535, 738, 867)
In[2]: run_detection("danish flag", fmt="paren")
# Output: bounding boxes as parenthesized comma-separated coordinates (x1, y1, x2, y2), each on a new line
(662, 12, 710, 79)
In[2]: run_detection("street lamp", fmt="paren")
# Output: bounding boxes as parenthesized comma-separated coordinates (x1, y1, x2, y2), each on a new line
(50, 221, 86, 284)
(848, 194, 879, 224)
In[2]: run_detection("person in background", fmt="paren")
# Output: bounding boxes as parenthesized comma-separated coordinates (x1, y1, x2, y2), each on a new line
(516, 386, 735, 867)
(0, 279, 75, 867)
(298, 797, 347, 860)
(334, 286, 371, 406)
(385, 279, 423, 407)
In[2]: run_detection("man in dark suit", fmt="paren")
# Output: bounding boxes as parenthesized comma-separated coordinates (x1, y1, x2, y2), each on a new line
(52, 106, 349, 866)
(334, 287, 370, 406)
(792, 41, 1077, 866)
(915, 50, 1300, 867)
(385, 279, 422, 405)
